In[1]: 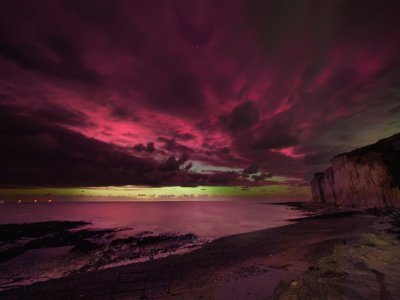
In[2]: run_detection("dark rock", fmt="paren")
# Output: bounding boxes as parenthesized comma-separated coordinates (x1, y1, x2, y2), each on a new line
(0, 221, 112, 261)
(0, 221, 89, 243)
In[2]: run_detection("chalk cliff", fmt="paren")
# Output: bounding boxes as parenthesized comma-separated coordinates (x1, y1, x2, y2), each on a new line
(311, 133, 400, 207)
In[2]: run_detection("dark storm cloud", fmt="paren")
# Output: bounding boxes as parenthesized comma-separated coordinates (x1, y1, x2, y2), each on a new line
(141, 169, 209, 187)
(131, 62, 206, 116)
(34, 105, 91, 127)
(133, 144, 146, 152)
(0, 106, 156, 186)
(229, 101, 260, 131)
(0, 0, 400, 187)
(110, 107, 140, 122)
(252, 123, 299, 150)
(231, 127, 306, 178)
(184, 162, 193, 171)
(158, 154, 189, 172)
(228, 118, 301, 177)
(0, 105, 230, 187)
(219, 147, 230, 155)
(174, 132, 197, 141)
(243, 163, 259, 175)
(157, 137, 193, 154)
(133, 142, 155, 153)
(146, 142, 155, 153)
(251, 172, 273, 181)
(0, 28, 99, 84)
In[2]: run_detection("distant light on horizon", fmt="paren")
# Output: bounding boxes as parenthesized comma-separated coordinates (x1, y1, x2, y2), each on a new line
(0, 185, 311, 202)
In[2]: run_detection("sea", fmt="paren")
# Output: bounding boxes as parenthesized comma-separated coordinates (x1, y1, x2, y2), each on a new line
(0, 199, 306, 288)
(0, 199, 305, 240)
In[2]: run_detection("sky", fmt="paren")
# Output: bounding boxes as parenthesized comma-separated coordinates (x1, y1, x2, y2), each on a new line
(0, 0, 400, 192)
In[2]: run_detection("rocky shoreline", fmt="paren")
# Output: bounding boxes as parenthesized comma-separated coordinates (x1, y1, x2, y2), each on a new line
(2, 202, 395, 299)
(0, 221, 201, 290)
(274, 206, 400, 299)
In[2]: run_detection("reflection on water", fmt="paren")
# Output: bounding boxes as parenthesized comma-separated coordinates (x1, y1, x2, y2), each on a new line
(0, 199, 304, 239)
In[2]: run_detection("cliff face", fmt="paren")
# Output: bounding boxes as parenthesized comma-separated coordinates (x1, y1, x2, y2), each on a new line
(311, 133, 400, 207)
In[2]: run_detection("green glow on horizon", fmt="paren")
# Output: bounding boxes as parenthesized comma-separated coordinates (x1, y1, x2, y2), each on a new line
(0, 185, 311, 201)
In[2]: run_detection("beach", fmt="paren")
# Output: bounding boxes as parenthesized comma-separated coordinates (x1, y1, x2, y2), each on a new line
(0, 200, 303, 292)
(1, 202, 399, 299)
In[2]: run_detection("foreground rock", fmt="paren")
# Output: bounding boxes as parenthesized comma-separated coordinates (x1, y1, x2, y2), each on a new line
(311, 132, 400, 208)
(274, 209, 400, 299)
(0, 221, 199, 290)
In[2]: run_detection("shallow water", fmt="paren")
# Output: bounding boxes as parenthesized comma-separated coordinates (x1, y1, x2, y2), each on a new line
(0, 199, 304, 240)
(0, 199, 306, 289)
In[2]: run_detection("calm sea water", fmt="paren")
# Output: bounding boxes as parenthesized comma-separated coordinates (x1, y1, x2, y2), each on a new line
(0, 199, 304, 240)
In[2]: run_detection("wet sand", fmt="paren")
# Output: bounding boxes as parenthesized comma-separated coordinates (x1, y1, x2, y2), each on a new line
(0, 207, 379, 299)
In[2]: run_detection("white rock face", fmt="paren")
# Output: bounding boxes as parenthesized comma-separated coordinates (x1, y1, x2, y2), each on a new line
(311, 134, 400, 208)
